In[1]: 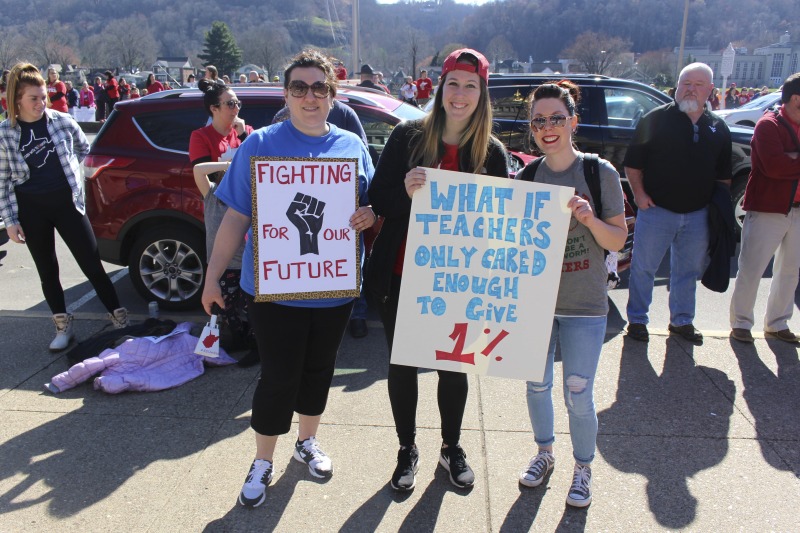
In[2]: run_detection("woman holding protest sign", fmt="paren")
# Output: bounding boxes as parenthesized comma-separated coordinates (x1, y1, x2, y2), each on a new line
(514, 80, 627, 507)
(366, 48, 508, 491)
(201, 49, 375, 508)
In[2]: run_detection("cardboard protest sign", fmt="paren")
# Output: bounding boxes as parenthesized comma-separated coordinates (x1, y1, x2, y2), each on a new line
(251, 157, 361, 302)
(391, 168, 573, 382)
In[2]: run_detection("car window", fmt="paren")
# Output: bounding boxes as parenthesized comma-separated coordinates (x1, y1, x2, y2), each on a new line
(390, 101, 427, 121)
(602, 88, 663, 128)
(134, 108, 208, 153)
(738, 93, 780, 110)
(352, 109, 396, 159)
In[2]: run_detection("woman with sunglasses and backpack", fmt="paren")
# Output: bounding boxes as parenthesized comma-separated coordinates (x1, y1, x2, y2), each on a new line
(366, 48, 508, 492)
(514, 80, 627, 507)
(201, 49, 375, 508)
(190, 78, 254, 365)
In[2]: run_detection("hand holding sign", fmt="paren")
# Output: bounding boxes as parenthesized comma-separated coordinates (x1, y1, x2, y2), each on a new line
(286, 193, 326, 255)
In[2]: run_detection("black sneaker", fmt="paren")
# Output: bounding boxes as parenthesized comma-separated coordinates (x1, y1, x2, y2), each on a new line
(668, 323, 703, 343)
(238, 459, 273, 507)
(566, 464, 592, 508)
(626, 323, 649, 342)
(390, 445, 419, 491)
(439, 444, 475, 488)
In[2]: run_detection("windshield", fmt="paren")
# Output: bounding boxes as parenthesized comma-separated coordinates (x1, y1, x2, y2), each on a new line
(739, 93, 780, 110)
(391, 101, 427, 121)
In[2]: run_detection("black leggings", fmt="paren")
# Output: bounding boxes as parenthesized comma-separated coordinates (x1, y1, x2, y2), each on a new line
(16, 187, 120, 314)
(247, 297, 353, 436)
(377, 275, 468, 448)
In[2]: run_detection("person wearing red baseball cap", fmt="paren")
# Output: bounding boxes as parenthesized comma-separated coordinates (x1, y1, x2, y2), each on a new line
(367, 48, 507, 492)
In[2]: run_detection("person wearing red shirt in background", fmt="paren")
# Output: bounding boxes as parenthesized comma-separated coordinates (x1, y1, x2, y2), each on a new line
(130, 86, 140, 99)
(730, 73, 800, 345)
(118, 78, 130, 101)
(103, 70, 119, 118)
(46, 67, 68, 113)
(334, 61, 347, 81)
(0, 70, 9, 117)
(415, 69, 433, 106)
(146, 73, 164, 94)
(79, 81, 94, 108)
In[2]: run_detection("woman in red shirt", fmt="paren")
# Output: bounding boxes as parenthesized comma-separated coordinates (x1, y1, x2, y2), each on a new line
(103, 70, 119, 117)
(46, 68, 68, 113)
(146, 73, 164, 94)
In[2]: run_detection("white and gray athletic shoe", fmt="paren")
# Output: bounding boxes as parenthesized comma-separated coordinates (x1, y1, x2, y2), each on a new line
(294, 436, 333, 478)
(238, 459, 273, 507)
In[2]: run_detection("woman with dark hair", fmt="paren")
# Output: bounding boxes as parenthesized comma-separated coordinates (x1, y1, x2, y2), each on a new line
(103, 70, 119, 117)
(0, 63, 128, 352)
(514, 80, 627, 507)
(201, 49, 375, 508)
(145, 73, 163, 94)
(190, 79, 254, 363)
(366, 48, 508, 492)
(205, 65, 218, 81)
(46, 68, 68, 113)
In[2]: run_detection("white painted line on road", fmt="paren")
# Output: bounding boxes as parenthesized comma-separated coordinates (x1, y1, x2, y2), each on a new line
(66, 267, 129, 314)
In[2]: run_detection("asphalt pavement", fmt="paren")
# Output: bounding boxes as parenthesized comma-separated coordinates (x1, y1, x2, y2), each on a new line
(1, 226, 799, 532)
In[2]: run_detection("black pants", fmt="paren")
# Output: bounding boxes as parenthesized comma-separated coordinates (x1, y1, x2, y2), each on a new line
(16, 187, 120, 314)
(247, 297, 353, 436)
(377, 275, 468, 447)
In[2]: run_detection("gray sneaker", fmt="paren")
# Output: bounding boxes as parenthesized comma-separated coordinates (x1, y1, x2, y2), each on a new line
(519, 450, 555, 487)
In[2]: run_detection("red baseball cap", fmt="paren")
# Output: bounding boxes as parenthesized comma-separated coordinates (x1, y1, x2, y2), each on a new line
(440, 48, 489, 84)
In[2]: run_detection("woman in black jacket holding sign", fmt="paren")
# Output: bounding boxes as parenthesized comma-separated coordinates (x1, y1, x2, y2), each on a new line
(367, 48, 507, 492)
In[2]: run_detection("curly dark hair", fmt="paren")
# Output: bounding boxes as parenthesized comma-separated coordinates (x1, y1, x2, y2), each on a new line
(198, 78, 230, 116)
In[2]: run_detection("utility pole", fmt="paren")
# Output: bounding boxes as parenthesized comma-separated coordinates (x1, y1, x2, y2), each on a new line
(676, 0, 689, 82)
(352, 0, 360, 78)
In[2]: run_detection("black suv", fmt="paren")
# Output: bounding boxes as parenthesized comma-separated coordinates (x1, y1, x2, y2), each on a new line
(484, 74, 753, 228)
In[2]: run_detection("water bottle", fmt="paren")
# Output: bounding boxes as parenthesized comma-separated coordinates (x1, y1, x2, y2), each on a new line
(148, 301, 159, 319)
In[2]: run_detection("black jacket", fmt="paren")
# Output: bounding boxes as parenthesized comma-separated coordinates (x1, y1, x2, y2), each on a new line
(365, 119, 509, 305)
(701, 182, 737, 293)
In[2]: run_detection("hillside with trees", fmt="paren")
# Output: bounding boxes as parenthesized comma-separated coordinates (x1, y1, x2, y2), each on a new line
(0, 0, 797, 78)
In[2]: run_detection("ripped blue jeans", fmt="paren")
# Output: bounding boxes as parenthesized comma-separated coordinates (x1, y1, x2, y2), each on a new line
(526, 315, 606, 464)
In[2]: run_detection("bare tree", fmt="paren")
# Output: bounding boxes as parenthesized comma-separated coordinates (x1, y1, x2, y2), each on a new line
(637, 49, 676, 85)
(486, 35, 515, 64)
(23, 21, 80, 70)
(0, 28, 24, 71)
(81, 34, 113, 69)
(105, 16, 158, 72)
(561, 31, 631, 75)
(239, 25, 291, 80)
(409, 30, 429, 80)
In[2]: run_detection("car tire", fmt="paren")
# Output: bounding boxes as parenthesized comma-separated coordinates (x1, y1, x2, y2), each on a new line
(128, 226, 206, 311)
(731, 180, 747, 238)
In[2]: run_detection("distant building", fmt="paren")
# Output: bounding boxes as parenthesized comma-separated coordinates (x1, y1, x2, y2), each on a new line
(152, 57, 193, 86)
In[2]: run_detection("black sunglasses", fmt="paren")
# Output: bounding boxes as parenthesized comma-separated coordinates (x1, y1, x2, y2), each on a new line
(216, 99, 241, 110)
(288, 80, 331, 99)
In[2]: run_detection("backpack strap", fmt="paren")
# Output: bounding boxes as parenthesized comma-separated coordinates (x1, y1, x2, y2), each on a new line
(582, 153, 602, 220)
(515, 156, 543, 182)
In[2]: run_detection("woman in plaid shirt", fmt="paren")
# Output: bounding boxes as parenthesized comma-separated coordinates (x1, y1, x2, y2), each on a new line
(0, 63, 128, 351)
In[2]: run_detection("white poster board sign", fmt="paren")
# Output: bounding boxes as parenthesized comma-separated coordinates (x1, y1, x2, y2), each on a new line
(251, 157, 361, 302)
(391, 168, 573, 383)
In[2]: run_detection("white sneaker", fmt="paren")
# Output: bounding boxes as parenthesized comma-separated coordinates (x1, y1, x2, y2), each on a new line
(293, 436, 333, 478)
(49, 313, 75, 352)
(566, 463, 592, 507)
(238, 459, 272, 507)
(519, 450, 555, 487)
(108, 307, 129, 329)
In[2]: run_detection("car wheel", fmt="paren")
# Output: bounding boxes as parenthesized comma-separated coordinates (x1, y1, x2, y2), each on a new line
(731, 180, 747, 238)
(129, 227, 206, 311)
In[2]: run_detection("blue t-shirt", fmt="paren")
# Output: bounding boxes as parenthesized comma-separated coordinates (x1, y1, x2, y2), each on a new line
(215, 120, 373, 307)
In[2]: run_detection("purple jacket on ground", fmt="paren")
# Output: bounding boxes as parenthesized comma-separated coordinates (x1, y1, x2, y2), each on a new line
(49, 322, 235, 394)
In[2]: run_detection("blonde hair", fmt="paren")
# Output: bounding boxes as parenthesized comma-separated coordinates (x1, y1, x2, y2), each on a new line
(7, 63, 46, 127)
(409, 59, 494, 173)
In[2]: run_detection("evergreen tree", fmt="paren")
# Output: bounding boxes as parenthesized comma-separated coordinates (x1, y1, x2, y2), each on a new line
(197, 21, 242, 78)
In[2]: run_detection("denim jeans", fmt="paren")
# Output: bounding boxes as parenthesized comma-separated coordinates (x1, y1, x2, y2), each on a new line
(526, 315, 606, 465)
(626, 205, 709, 326)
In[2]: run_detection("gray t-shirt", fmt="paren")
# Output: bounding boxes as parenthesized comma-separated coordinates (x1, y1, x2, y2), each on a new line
(204, 182, 244, 268)
(521, 154, 624, 316)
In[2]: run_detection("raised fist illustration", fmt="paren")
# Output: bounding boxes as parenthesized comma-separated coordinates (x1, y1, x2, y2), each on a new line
(286, 192, 326, 255)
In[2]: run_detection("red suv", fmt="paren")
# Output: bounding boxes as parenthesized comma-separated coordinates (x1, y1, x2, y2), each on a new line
(85, 85, 428, 309)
